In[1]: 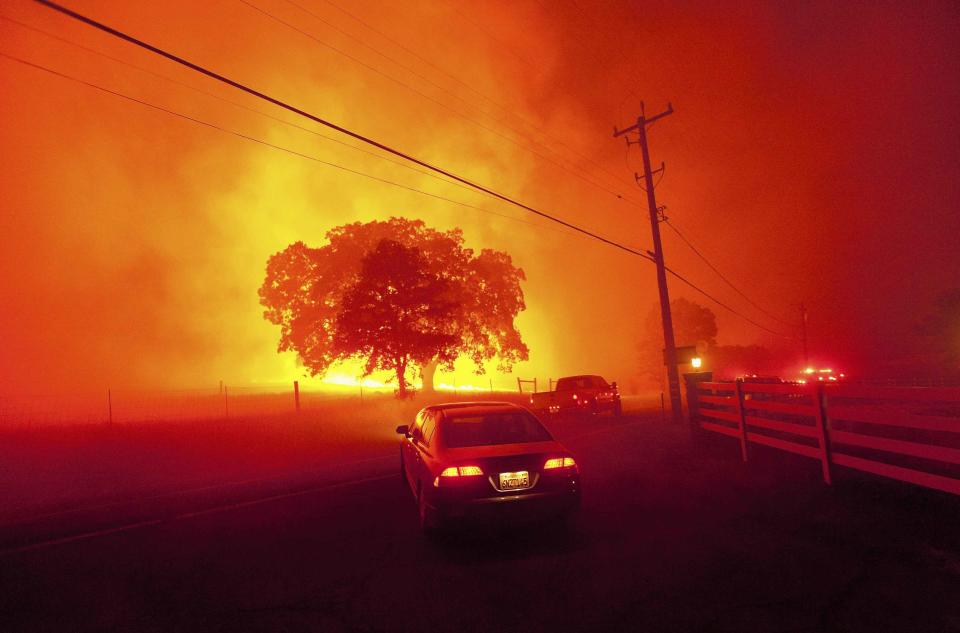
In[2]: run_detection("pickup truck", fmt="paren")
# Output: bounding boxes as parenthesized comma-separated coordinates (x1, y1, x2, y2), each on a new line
(529, 375, 622, 416)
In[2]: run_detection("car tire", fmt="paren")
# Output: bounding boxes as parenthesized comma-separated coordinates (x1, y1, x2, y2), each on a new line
(613, 401, 623, 417)
(417, 485, 441, 537)
(400, 450, 408, 486)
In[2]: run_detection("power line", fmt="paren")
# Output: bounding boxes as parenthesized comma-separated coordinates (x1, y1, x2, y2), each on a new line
(664, 218, 798, 328)
(237, 0, 641, 207)
(279, 0, 638, 197)
(9, 10, 635, 242)
(0, 14, 488, 200)
(318, 0, 489, 99)
(21, 0, 795, 338)
(4, 49, 789, 339)
(30, 0, 647, 257)
(442, 0, 540, 77)
(0, 51, 599, 244)
(661, 263, 794, 339)
(0, 16, 473, 196)
(316, 0, 637, 193)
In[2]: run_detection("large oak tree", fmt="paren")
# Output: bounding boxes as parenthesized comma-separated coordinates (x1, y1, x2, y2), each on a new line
(333, 239, 458, 397)
(259, 218, 528, 396)
(637, 298, 718, 381)
(916, 288, 960, 376)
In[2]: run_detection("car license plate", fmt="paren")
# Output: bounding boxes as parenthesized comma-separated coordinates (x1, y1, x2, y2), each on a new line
(499, 471, 529, 490)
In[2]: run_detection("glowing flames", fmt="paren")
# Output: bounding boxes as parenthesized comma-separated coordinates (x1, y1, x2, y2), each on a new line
(321, 374, 498, 393)
(322, 373, 392, 390)
(797, 368, 846, 383)
(435, 383, 494, 392)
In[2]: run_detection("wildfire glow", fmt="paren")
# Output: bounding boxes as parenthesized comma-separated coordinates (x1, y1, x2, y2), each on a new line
(322, 374, 392, 390)
(319, 373, 501, 393)
(795, 367, 845, 384)
(1, 1, 951, 401)
(436, 383, 495, 392)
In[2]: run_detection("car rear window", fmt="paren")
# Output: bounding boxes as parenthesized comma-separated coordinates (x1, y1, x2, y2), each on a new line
(442, 411, 553, 448)
(556, 376, 608, 390)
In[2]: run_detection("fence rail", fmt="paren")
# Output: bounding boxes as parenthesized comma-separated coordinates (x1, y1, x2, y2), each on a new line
(695, 380, 960, 496)
(0, 378, 530, 427)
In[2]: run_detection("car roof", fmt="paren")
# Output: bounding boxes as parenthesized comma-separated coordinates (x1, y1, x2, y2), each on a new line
(425, 401, 524, 417)
(558, 374, 603, 380)
(742, 375, 782, 383)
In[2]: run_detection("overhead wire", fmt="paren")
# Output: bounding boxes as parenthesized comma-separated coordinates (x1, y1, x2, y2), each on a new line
(0, 52, 602, 245)
(236, 0, 642, 208)
(20, 0, 795, 338)
(277, 0, 639, 197)
(661, 262, 793, 339)
(29, 0, 648, 257)
(4, 49, 789, 339)
(441, 0, 539, 78)
(0, 14, 487, 200)
(664, 218, 799, 328)
(314, 0, 640, 193)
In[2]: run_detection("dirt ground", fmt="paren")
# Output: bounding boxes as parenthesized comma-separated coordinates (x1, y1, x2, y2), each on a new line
(1, 397, 958, 632)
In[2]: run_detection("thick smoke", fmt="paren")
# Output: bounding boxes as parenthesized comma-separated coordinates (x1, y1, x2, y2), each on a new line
(1, 0, 958, 396)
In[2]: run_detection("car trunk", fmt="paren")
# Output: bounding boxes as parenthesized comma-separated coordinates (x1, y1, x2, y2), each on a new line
(444, 440, 563, 492)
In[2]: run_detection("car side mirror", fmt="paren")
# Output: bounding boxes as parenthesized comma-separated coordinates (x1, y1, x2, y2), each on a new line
(395, 424, 409, 435)
(611, 381, 618, 391)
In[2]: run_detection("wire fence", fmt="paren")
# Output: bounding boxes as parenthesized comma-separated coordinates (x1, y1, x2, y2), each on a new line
(0, 378, 536, 428)
(0, 384, 371, 427)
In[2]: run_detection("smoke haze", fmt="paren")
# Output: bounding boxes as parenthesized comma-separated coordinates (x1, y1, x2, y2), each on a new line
(1, 0, 958, 393)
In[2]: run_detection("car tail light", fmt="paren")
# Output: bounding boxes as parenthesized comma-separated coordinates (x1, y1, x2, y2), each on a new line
(434, 465, 484, 486)
(544, 457, 577, 470)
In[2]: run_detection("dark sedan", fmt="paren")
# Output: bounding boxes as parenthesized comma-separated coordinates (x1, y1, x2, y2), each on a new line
(396, 402, 581, 534)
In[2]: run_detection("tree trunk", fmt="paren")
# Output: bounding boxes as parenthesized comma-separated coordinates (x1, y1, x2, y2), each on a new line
(420, 359, 438, 393)
(396, 359, 409, 399)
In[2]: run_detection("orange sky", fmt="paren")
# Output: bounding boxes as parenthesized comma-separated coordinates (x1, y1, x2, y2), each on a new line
(1, 0, 958, 393)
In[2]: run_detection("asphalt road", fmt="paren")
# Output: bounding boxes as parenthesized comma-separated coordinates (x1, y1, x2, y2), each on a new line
(2, 411, 959, 633)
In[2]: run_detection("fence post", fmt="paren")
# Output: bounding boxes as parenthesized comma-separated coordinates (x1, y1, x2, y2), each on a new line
(534, 378, 537, 393)
(517, 377, 521, 393)
(812, 382, 833, 485)
(293, 380, 300, 413)
(734, 379, 749, 462)
(489, 378, 493, 392)
(224, 386, 229, 419)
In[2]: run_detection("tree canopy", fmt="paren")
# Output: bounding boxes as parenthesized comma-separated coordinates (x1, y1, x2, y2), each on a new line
(637, 298, 718, 381)
(636, 298, 787, 381)
(259, 217, 528, 396)
(916, 288, 960, 374)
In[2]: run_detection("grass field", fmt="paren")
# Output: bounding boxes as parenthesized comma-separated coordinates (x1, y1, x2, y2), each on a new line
(0, 390, 658, 523)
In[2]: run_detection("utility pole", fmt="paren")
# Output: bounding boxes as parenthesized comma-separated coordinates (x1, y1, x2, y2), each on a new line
(800, 303, 809, 367)
(614, 102, 682, 422)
